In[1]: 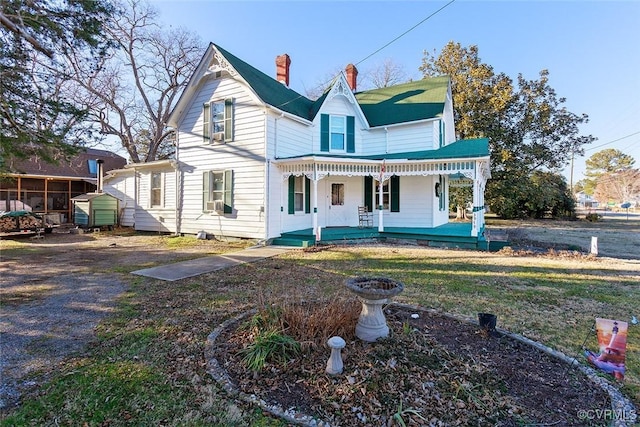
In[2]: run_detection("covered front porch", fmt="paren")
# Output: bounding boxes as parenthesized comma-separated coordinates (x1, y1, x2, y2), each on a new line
(273, 139, 492, 243)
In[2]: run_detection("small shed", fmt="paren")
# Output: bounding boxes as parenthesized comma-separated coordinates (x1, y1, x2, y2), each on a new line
(71, 192, 119, 228)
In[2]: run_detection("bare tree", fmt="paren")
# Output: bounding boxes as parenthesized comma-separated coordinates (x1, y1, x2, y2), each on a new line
(594, 169, 640, 205)
(363, 58, 409, 89)
(62, 0, 204, 163)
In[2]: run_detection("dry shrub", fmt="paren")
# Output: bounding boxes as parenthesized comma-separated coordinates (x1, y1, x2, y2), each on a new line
(279, 298, 361, 349)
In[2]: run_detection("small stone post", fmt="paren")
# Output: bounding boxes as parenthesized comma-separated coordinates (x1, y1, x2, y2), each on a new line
(325, 336, 346, 375)
(590, 236, 598, 256)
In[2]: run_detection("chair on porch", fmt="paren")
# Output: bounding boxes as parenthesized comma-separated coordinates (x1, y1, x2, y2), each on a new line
(358, 206, 373, 228)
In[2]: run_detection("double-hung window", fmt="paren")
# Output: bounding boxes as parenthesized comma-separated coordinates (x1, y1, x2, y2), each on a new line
(294, 176, 305, 211)
(150, 172, 163, 207)
(203, 170, 233, 214)
(320, 114, 355, 153)
(365, 175, 400, 212)
(203, 98, 234, 143)
(288, 175, 310, 214)
(330, 116, 346, 151)
(375, 180, 390, 210)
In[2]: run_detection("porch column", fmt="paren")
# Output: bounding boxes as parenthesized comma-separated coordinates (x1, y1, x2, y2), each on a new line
(377, 178, 384, 232)
(313, 168, 319, 241)
(471, 161, 482, 237)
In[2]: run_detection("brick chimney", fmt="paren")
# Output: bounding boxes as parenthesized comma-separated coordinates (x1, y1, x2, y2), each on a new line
(275, 54, 291, 86)
(345, 63, 358, 92)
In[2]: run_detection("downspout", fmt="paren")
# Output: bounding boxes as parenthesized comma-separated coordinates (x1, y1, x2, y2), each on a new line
(264, 110, 273, 243)
(174, 129, 181, 235)
(133, 167, 138, 229)
(384, 127, 389, 153)
(274, 111, 285, 237)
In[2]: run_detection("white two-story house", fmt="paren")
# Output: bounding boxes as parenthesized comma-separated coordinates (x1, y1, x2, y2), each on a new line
(105, 43, 491, 248)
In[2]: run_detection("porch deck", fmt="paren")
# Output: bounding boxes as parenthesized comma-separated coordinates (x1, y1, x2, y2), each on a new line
(272, 222, 506, 251)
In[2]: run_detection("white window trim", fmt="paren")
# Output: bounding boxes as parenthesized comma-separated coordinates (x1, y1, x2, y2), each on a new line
(294, 175, 306, 213)
(203, 169, 233, 214)
(329, 115, 346, 153)
(204, 98, 233, 144)
(150, 172, 164, 208)
(375, 179, 390, 211)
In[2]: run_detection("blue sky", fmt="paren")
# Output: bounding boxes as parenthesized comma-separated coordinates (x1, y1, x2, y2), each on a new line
(151, 0, 640, 183)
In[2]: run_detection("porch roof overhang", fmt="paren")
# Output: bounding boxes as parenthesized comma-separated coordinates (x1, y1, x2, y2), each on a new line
(274, 138, 490, 181)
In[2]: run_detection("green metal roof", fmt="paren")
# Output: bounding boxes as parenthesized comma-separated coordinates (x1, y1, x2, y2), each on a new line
(277, 138, 489, 161)
(214, 44, 314, 119)
(354, 76, 449, 127)
(364, 138, 489, 160)
(215, 44, 448, 126)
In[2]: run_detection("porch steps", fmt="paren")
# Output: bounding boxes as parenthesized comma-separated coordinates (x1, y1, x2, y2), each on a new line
(271, 230, 316, 247)
(272, 225, 510, 251)
(270, 237, 314, 248)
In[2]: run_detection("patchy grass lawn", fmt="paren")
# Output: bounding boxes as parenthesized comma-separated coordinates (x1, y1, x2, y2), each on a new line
(487, 214, 640, 259)
(1, 223, 639, 425)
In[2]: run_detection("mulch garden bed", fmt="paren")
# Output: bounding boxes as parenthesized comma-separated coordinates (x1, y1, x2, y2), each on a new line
(214, 303, 611, 426)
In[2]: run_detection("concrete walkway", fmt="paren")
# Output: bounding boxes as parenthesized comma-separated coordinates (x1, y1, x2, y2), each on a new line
(131, 245, 292, 281)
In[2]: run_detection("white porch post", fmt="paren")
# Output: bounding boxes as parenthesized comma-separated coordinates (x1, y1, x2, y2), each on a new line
(313, 165, 319, 241)
(377, 178, 384, 232)
(472, 164, 479, 237)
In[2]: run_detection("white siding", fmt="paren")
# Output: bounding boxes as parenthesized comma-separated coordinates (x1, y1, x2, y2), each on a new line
(443, 89, 456, 145)
(372, 175, 436, 228)
(384, 122, 435, 154)
(103, 171, 135, 227)
(271, 115, 312, 159)
(134, 168, 177, 233)
(176, 76, 267, 239)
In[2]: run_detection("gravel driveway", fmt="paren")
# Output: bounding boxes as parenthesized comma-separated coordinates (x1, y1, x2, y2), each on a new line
(0, 271, 125, 408)
(1, 229, 230, 409)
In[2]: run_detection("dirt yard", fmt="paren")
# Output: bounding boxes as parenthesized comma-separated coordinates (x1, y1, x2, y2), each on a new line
(0, 228, 249, 409)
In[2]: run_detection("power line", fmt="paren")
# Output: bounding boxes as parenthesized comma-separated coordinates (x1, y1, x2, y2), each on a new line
(355, 0, 457, 67)
(276, 0, 456, 109)
(584, 131, 640, 152)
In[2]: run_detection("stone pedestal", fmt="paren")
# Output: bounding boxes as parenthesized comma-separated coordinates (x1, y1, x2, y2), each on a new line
(325, 336, 346, 375)
(355, 298, 389, 342)
(345, 277, 404, 343)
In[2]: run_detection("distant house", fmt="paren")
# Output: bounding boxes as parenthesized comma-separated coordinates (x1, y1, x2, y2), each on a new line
(104, 43, 491, 247)
(0, 148, 126, 223)
(575, 191, 599, 209)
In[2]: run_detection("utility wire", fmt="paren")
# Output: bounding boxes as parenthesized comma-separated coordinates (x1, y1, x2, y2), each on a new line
(355, 0, 457, 67)
(584, 131, 640, 152)
(276, 0, 456, 109)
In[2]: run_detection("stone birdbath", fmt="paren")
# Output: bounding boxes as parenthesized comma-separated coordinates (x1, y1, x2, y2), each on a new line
(345, 276, 404, 342)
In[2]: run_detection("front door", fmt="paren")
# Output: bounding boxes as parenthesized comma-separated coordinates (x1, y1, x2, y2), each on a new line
(327, 182, 348, 226)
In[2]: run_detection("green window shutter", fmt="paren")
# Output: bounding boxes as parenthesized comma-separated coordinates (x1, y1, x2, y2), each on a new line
(203, 103, 210, 142)
(320, 114, 329, 152)
(390, 175, 400, 212)
(223, 169, 233, 213)
(439, 175, 446, 211)
(224, 98, 233, 141)
(288, 175, 295, 214)
(364, 176, 373, 212)
(203, 171, 210, 211)
(346, 116, 355, 153)
(305, 177, 311, 213)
